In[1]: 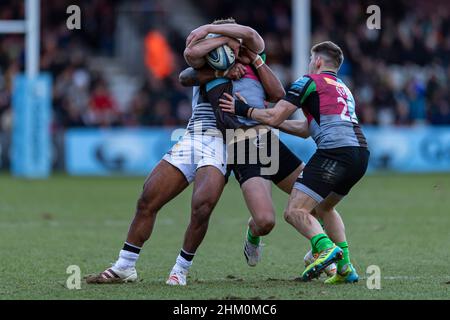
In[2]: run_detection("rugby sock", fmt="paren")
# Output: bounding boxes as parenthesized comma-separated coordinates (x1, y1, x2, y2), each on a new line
(175, 249, 195, 270)
(336, 241, 350, 272)
(247, 228, 260, 246)
(311, 220, 326, 254)
(114, 242, 141, 269)
(310, 233, 334, 253)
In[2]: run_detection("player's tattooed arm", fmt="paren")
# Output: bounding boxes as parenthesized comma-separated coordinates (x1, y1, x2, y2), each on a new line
(184, 36, 240, 68)
(219, 93, 297, 127)
(179, 64, 247, 87)
(278, 120, 310, 138)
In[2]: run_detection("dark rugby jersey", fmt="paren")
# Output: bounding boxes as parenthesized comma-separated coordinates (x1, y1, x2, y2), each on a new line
(186, 86, 219, 134)
(283, 71, 367, 149)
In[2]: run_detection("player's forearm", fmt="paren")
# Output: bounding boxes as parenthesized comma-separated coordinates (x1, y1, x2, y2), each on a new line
(277, 120, 310, 138)
(255, 63, 285, 102)
(208, 24, 264, 53)
(184, 37, 230, 68)
(249, 107, 288, 127)
(179, 67, 216, 87)
(220, 93, 296, 126)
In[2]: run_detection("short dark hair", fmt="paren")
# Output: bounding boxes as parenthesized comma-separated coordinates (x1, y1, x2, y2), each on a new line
(311, 41, 344, 70)
(212, 17, 236, 25)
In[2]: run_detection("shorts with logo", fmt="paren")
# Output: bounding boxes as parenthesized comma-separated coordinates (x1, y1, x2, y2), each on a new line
(294, 146, 370, 202)
(163, 133, 227, 184)
(229, 129, 303, 186)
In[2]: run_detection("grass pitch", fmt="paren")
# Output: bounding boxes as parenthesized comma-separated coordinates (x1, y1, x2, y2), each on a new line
(0, 173, 449, 299)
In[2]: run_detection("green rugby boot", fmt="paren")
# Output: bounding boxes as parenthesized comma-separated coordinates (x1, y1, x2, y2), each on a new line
(301, 245, 343, 281)
(324, 263, 359, 284)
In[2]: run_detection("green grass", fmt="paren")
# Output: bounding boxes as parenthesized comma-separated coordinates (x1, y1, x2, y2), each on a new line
(0, 173, 449, 299)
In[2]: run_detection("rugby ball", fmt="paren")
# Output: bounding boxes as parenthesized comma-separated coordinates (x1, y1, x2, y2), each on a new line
(205, 33, 236, 71)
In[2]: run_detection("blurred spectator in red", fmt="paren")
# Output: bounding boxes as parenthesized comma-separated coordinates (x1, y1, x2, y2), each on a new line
(86, 79, 118, 127)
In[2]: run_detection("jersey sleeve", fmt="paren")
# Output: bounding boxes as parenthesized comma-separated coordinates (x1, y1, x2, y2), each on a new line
(282, 76, 316, 108)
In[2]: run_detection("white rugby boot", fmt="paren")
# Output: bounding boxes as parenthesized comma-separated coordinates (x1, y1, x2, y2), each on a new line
(244, 239, 262, 267)
(85, 265, 138, 284)
(166, 265, 188, 286)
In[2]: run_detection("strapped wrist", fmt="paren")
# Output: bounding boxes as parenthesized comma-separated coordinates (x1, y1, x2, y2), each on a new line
(252, 55, 265, 69)
(235, 99, 251, 117)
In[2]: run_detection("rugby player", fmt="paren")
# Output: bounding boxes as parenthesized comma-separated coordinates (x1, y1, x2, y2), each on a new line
(165, 20, 297, 285)
(181, 20, 309, 274)
(85, 34, 250, 285)
(219, 41, 370, 284)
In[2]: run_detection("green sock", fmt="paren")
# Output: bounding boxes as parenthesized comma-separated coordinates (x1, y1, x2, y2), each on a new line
(247, 228, 260, 246)
(336, 241, 350, 271)
(311, 220, 326, 254)
(310, 233, 334, 253)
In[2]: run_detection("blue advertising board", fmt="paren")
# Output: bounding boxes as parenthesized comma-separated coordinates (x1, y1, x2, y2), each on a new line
(65, 128, 180, 175)
(65, 126, 450, 176)
(280, 126, 450, 173)
(11, 74, 52, 178)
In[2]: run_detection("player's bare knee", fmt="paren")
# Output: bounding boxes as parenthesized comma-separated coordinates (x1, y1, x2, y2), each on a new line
(191, 199, 214, 224)
(254, 215, 275, 235)
(135, 193, 158, 218)
(284, 207, 309, 224)
(283, 208, 294, 224)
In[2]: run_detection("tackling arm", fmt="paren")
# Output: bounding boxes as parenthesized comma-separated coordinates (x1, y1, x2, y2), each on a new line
(186, 23, 264, 54)
(206, 24, 265, 53)
(179, 67, 215, 87)
(184, 36, 240, 69)
(219, 75, 314, 133)
(179, 63, 247, 87)
(219, 93, 297, 127)
(278, 120, 310, 138)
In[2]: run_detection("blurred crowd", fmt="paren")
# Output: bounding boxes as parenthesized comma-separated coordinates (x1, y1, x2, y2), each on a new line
(0, 0, 190, 132)
(1, 0, 450, 132)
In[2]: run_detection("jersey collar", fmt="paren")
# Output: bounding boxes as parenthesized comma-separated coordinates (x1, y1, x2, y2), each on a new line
(320, 70, 337, 77)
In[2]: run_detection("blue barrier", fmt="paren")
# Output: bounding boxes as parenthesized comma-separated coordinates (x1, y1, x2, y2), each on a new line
(11, 74, 52, 178)
(65, 126, 450, 175)
(65, 128, 178, 175)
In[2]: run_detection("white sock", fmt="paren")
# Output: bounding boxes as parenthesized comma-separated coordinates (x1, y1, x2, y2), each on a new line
(175, 254, 193, 271)
(114, 249, 139, 270)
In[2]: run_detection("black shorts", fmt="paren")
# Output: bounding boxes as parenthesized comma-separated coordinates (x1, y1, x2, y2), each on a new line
(295, 147, 370, 201)
(228, 130, 303, 186)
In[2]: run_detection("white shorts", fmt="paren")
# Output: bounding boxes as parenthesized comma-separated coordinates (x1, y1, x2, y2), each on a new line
(163, 133, 227, 183)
